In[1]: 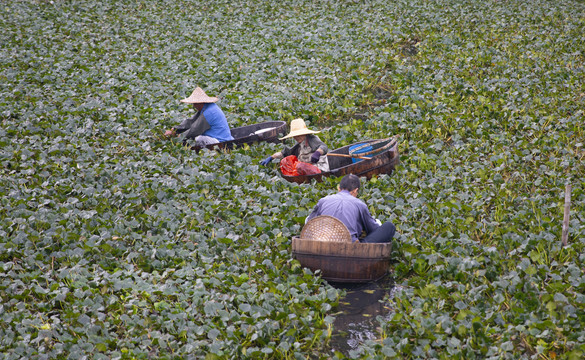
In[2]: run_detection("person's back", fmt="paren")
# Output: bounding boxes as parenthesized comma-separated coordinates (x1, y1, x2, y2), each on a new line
(200, 103, 233, 142)
(311, 190, 374, 242)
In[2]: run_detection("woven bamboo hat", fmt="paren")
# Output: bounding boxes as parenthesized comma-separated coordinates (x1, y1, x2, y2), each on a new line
(279, 118, 320, 140)
(180, 87, 219, 104)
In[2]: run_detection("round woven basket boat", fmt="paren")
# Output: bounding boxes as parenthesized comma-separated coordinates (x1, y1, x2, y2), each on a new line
(301, 215, 352, 243)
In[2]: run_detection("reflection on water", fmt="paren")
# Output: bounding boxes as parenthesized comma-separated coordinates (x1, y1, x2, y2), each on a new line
(328, 276, 402, 355)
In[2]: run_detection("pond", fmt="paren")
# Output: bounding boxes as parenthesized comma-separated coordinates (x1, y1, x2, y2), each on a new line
(328, 276, 402, 355)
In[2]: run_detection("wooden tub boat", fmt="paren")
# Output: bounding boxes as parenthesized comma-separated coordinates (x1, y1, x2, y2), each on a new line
(192, 121, 287, 152)
(280, 137, 399, 184)
(291, 216, 392, 283)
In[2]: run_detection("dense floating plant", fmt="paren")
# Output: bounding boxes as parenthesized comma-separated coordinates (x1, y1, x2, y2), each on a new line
(1, 0, 584, 359)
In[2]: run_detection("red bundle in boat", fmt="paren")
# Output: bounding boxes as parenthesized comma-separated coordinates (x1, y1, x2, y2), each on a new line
(296, 162, 321, 175)
(280, 155, 300, 176)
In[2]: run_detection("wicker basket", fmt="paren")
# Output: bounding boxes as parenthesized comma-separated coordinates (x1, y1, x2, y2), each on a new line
(301, 215, 352, 243)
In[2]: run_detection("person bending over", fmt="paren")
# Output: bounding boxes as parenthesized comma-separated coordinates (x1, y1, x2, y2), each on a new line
(165, 87, 233, 146)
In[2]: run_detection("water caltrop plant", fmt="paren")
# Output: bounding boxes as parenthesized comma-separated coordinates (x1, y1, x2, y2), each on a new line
(1, 0, 584, 359)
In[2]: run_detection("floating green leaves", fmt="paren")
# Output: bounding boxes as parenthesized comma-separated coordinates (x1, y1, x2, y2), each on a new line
(1, 0, 585, 359)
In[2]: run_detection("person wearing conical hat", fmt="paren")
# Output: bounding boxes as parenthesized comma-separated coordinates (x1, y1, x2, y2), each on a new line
(260, 118, 329, 173)
(164, 87, 234, 146)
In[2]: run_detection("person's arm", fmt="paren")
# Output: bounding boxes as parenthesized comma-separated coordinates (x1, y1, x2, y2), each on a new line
(261, 143, 291, 166)
(305, 135, 327, 163)
(174, 112, 200, 134)
(281, 143, 300, 158)
(360, 204, 380, 235)
(308, 135, 328, 154)
(261, 149, 285, 166)
(184, 113, 211, 139)
(165, 113, 199, 137)
(260, 151, 282, 165)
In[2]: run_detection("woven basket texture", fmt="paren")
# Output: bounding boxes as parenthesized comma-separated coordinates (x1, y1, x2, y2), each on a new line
(301, 215, 352, 242)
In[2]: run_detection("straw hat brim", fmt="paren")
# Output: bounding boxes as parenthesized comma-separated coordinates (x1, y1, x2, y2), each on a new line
(279, 128, 320, 140)
(180, 87, 219, 104)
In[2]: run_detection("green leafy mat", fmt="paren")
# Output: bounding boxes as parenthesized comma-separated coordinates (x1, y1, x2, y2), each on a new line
(1, 0, 584, 358)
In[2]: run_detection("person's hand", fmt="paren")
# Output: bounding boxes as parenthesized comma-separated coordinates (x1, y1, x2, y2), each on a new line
(260, 156, 273, 166)
(310, 151, 321, 163)
(164, 129, 176, 137)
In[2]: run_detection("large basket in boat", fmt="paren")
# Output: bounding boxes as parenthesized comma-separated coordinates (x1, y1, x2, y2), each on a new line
(301, 215, 352, 243)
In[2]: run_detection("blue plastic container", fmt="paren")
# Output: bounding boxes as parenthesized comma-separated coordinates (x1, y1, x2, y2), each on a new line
(348, 144, 373, 163)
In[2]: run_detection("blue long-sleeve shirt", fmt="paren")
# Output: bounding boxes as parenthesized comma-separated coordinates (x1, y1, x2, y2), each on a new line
(200, 103, 233, 142)
(175, 103, 234, 142)
(306, 190, 380, 242)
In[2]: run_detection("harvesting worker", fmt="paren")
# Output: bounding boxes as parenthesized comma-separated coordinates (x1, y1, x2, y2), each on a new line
(260, 118, 329, 174)
(164, 87, 234, 146)
(306, 174, 396, 243)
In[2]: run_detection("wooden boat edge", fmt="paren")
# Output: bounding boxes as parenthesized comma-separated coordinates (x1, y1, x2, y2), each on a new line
(291, 236, 392, 283)
(191, 120, 287, 152)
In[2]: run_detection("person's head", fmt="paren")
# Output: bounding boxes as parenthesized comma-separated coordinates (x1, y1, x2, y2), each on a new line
(338, 174, 360, 197)
(293, 135, 307, 143)
(279, 118, 320, 141)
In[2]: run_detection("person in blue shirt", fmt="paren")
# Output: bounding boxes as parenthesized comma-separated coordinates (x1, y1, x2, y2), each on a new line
(306, 174, 396, 243)
(164, 87, 234, 146)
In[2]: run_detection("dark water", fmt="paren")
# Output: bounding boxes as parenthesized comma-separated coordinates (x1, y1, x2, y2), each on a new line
(328, 276, 402, 355)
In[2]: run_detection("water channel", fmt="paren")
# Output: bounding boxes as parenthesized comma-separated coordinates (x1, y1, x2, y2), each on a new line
(328, 275, 403, 355)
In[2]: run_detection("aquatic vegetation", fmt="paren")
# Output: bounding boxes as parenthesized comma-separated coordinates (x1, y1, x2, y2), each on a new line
(1, 0, 584, 358)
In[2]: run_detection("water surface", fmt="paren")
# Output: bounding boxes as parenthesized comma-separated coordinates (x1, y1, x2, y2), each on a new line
(329, 276, 403, 355)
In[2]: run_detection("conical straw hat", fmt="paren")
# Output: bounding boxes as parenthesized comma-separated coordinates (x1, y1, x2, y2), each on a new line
(279, 118, 320, 140)
(180, 87, 219, 104)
